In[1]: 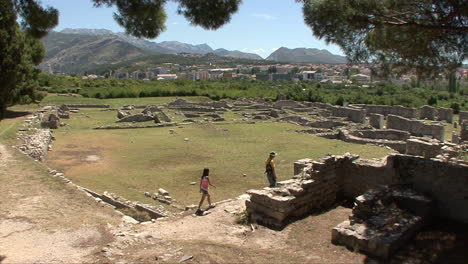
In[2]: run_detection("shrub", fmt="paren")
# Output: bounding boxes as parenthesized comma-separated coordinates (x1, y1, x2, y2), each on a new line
(450, 103, 460, 114)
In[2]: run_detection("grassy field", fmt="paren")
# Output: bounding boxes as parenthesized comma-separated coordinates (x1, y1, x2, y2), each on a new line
(37, 95, 391, 207)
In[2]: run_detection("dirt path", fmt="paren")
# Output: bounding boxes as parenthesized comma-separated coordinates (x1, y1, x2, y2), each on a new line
(0, 143, 121, 263)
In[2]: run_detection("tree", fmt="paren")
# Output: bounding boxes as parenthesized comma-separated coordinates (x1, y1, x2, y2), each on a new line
(301, 0, 467, 78)
(0, 1, 52, 119)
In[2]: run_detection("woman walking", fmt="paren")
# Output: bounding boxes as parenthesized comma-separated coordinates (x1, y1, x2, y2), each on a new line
(198, 168, 216, 211)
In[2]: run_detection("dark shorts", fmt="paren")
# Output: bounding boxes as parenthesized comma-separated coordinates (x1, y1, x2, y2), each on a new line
(201, 188, 208, 194)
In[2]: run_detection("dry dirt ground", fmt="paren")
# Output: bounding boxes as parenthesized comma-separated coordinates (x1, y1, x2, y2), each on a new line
(1, 137, 368, 263)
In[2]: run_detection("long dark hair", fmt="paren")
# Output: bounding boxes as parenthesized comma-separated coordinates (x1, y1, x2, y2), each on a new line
(201, 168, 209, 179)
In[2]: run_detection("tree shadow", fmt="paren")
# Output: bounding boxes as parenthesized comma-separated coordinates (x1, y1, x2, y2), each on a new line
(4, 109, 32, 119)
(0, 255, 6, 263)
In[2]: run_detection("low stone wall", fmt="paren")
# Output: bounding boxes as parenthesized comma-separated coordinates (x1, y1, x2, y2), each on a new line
(278, 116, 311, 126)
(17, 128, 53, 162)
(329, 106, 366, 123)
(339, 129, 407, 153)
(349, 129, 410, 140)
(387, 114, 445, 141)
(94, 123, 177, 130)
(308, 119, 347, 129)
(246, 153, 468, 228)
(273, 100, 304, 109)
(406, 138, 441, 158)
(64, 104, 110, 108)
(355, 104, 418, 119)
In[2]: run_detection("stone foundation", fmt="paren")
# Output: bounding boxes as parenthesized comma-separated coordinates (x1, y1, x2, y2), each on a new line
(329, 106, 366, 123)
(246, 154, 468, 228)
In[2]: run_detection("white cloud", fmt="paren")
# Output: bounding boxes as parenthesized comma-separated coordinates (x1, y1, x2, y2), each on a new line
(251, 13, 277, 21)
(171, 22, 180, 25)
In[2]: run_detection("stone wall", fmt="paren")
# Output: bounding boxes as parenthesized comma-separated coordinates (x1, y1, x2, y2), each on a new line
(339, 129, 408, 153)
(273, 100, 304, 109)
(393, 155, 468, 223)
(420, 105, 437, 120)
(246, 154, 468, 228)
(387, 114, 445, 141)
(64, 104, 110, 108)
(369, 113, 384, 129)
(459, 111, 468, 125)
(355, 104, 418, 119)
(17, 128, 53, 162)
(349, 129, 411, 140)
(246, 154, 341, 228)
(406, 138, 441, 158)
(329, 106, 366, 123)
(438, 107, 453, 123)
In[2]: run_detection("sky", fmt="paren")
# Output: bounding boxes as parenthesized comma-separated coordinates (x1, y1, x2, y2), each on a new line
(39, 0, 344, 58)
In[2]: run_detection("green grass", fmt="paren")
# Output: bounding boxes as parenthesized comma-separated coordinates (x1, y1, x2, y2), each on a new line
(8, 94, 390, 207)
(47, 117, 389, 206)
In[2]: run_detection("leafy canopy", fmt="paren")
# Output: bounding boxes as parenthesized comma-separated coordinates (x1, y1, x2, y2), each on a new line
(301, 0, 468, 77)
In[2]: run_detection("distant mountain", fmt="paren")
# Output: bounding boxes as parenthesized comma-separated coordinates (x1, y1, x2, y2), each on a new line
(266, 47, 347, 64)
(55, 28, 259, 60)
(39, 31, 149, 73)
(213, 48, 263, 60)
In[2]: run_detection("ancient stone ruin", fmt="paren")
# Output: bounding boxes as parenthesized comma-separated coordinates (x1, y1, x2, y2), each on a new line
(246, 153, 468, 257)
(332, 186, 433, 259)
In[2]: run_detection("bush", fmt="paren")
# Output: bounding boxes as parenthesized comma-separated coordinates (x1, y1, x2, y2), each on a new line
(427, 96, 438, 105)
(450, 103, 460, 114)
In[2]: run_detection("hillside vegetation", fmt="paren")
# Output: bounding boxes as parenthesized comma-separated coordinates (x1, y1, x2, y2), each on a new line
(38, 74, 468, 111)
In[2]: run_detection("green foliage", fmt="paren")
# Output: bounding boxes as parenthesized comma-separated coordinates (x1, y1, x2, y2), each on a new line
(0, 1, 54, 119)
(235, 210, 251, 225)
(302, 0, 467, 77)
(450, 103, 460, 114)
(40, 74, 468, 111)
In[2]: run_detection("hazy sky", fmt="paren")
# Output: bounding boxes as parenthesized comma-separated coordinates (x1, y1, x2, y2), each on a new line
(40, 0, 344, 58)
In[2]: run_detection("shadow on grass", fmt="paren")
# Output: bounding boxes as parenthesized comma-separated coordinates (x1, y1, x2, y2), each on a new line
(4, 110, 32, 119)
(363, 218, 468, 264)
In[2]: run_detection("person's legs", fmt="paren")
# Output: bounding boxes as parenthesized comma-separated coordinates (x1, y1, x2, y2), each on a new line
(198, 193, 206, 209)
(267, 173, 275, 187)
(207, 193, 212, 207)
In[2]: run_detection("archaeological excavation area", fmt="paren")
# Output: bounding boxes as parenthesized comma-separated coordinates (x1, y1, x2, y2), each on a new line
(13, 95, 468, 261)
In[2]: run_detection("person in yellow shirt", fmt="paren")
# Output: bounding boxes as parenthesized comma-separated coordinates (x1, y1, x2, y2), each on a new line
(265, 152, 277, 187)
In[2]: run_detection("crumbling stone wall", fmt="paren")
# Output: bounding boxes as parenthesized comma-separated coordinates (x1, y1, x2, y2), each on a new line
(355, 104, 418, 119)
(329, 106, 366, 123)
(369, 113, 384, 129)
(461, 122, 468, 142)
(406, 138, 441, 158)
(420, 105, 437, 120)
(246, 154, 468, 228)
(246, 154, 341, 228)
(459, 111, 468, 125)
(17, 128, 53, 162)
(387, 114, 445, 141)
(349, 129, 410, 141)
(437, 107, 453, 123)
(393, 155, 468, 223)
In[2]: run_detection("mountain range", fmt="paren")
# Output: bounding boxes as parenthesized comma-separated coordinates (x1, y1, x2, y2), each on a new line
(39, 28, 347, 73)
